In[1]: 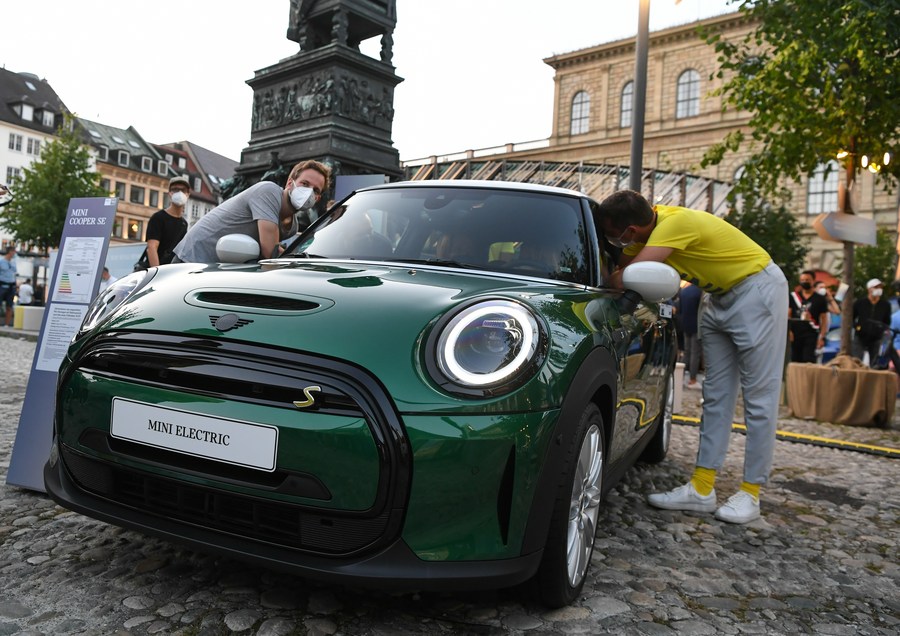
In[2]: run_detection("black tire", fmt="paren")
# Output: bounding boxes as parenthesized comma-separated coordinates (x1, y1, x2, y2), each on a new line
(531, 403, 605, 608)
(640, 371, 674, 464)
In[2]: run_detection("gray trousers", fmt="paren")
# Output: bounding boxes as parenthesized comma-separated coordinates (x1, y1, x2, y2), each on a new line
(698, 262, 788, 484)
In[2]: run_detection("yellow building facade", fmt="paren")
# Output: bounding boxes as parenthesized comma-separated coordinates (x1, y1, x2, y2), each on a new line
(404, 12, 896, 275)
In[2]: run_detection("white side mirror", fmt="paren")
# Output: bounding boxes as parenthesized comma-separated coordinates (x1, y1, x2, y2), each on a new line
(621, 261, 681, 302)
(216, 234, 260, 263)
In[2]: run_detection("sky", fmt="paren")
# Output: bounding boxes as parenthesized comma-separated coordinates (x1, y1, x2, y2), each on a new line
(2, 0, 736, 163)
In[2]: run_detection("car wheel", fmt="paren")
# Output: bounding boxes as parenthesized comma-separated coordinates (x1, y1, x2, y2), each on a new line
(532, 403, 605, 607)
(640, 371, 673, 464)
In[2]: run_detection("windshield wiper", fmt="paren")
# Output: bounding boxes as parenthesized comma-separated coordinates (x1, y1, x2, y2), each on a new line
(283, 252, 325, 259)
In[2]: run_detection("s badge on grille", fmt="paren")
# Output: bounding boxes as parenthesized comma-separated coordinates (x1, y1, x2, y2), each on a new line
(210, 313, 253, 332)
(293, 386, 321, 408)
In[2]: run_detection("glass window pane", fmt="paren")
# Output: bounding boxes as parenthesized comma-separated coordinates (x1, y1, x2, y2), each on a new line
(570, 91, 590, 135)
(621, 81, 634, 128)
(676, 70, 700, 119)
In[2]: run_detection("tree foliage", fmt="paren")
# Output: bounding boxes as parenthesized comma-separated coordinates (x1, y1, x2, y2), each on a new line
(702, 0, 900, 353)
(702, 0, 900, 195)
(0, 116, 108, 252)
(723, 191, 809, 284)
(853, 228, 898, 298)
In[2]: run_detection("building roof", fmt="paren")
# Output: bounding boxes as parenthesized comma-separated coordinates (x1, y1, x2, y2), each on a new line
(176, 140, 238, 187)
(0, 67, 68, 133)
(77, 117, 159, 158)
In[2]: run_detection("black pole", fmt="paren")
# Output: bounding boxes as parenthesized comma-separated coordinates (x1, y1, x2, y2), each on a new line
(629, 0, 650, 193)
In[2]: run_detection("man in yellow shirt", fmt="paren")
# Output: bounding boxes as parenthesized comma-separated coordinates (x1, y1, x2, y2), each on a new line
(596, 190, 788, 524)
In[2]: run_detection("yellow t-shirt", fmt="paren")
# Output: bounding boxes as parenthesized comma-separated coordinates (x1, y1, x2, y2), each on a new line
(624, 205, 770, 294)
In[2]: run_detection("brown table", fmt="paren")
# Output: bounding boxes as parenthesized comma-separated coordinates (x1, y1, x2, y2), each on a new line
(786, 360, 896, 426)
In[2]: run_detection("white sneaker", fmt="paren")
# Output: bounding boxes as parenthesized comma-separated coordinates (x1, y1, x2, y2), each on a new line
(714, 491, 760, 524)
(647, 482, 717, 513)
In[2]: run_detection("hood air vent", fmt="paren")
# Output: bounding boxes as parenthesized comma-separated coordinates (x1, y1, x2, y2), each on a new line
(195, 292, 320, 311)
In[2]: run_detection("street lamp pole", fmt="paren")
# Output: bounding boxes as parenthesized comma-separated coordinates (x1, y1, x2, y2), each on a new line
(629, 0, 651, 193)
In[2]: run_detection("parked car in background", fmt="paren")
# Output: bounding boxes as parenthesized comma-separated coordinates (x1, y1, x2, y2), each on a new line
(45, 180, 679, 607)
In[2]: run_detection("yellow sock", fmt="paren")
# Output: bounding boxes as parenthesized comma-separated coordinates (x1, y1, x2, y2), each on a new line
(690, 466, 716, 496)
(740, 482, 760, 500)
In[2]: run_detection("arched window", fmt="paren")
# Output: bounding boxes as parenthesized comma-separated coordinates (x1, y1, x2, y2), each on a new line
(620, 81, 634, 128)
(675, 69, 700, 119)
(807, 160, 840, 214)
(570, 91, 590, 135)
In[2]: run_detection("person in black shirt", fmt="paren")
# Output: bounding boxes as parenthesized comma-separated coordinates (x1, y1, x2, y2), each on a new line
(788, 270, 828, 363)
(146, 176, 190, 266)
(852, 278, 893, 366)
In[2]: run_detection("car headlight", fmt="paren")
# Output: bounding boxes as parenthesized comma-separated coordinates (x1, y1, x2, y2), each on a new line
(427, 299, 546, 396)
(77, 269, 154, 337)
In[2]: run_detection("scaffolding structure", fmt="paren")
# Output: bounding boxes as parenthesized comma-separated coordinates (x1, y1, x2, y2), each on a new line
(403, 158, 734, 216)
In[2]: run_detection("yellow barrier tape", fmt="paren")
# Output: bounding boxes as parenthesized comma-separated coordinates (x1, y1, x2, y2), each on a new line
(672, 415, 900, 459)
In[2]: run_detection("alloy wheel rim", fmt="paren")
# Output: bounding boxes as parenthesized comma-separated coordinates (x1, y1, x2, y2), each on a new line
(566, 423, 603, 587)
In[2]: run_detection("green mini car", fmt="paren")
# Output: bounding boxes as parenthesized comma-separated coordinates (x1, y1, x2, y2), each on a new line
(45, 180, 679, 607)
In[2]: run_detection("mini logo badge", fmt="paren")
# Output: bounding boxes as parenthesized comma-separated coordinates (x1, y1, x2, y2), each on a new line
(211, 313, 253, 332)
(293, 386, 321, 408)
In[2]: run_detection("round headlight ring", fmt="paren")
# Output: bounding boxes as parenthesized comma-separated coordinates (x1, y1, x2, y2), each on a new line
(435, 299, 543, 390)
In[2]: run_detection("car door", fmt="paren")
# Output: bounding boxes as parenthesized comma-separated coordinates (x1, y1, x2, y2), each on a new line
(607, 294, 668, 464)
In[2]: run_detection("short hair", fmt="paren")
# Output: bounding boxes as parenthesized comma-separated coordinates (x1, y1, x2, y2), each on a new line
(800, 270, 816, 280)
(595, 189, 654, 231)
(289, 160, 332, 193)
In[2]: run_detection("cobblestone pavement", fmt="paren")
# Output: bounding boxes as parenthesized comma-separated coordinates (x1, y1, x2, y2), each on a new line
(1, 334, 898, 635)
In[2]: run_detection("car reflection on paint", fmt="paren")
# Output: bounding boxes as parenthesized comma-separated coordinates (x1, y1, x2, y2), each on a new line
(44, 180, 679, 607)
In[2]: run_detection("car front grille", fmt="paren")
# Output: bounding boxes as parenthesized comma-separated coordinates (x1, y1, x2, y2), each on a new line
(59, 331, 410, 557)
(61, 446, 394, 554)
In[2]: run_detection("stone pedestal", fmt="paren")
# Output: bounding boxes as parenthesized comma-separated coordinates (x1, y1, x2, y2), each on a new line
(235, 0, 402, 193)
(239, 45, 402, 185)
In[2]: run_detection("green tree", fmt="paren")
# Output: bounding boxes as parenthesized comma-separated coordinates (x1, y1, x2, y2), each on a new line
(0, 116, 108, 252)
(724, 190, 810, 284)
(853, 228, 898, 299)
(701, 0, 900, 353)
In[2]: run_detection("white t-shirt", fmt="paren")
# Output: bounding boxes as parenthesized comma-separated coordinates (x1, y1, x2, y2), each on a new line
(17, 282, 33, 305)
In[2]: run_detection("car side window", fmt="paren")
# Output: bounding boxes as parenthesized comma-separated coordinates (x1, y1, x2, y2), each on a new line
(588, 200, 620, 286)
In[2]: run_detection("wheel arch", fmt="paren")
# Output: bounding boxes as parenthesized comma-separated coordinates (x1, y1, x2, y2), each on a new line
(520, 346, 618, 555)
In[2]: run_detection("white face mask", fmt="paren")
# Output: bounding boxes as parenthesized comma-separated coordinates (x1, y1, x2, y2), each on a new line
(815, 288, 827, 296)
(607, 227, 634, 249)
(290, 184, 317, 211)
(171, 191, 188, 207)
(871, 288, 883, 297)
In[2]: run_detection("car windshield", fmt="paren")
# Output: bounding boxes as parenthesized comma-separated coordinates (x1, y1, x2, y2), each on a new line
(285, 186, 591, 285)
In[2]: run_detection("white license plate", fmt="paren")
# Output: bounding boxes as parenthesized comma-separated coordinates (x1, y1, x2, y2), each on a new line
(110, 398, 278, 472)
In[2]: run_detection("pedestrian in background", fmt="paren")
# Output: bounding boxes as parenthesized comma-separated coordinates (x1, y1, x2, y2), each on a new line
(852, 279, 893, 368)
(173, 160, 329, 264)
(0, 246, 17, 327)
(17, 278, 34, 306)
(814, 280, 841, 316)
(788, 270, 828, 363)
(145, 176, 191, 267)
(98, 267, 117, 294)
(679, 282, 703, 387)
(596, 189, 788, 524)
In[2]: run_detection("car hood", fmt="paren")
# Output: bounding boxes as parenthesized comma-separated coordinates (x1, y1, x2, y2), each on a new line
(89, 260, 600, 410)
